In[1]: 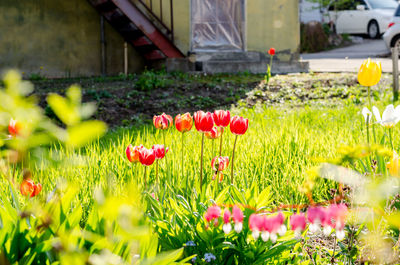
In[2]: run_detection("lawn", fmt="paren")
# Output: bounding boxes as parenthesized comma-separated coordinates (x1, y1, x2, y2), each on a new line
(1, 69, 399, 264)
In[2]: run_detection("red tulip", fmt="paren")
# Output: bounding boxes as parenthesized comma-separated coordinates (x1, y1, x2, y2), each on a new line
(230, 116, 249, 135)
(126, 144, 143, 163)
(153, 113, 173, 130)
(194, 111, 214, 133)
(139, 147, 156, 166)
(211, 156, 229, 172)
(205, 127, 223, 139)
(175, 113, 193, 133)
(268, 48, 276, 56)
(8, 118, 22, 136)
(32, 183, 42, 197)
(20, 179, 35, 196)
(20, 179, 41, 197)
(152, 144, 169, 159)
(212, 110, 230, 127)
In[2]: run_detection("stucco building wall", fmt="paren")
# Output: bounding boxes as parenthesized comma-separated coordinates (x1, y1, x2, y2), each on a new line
(0, 0, 144, 78)
(0, 0, 300, 77)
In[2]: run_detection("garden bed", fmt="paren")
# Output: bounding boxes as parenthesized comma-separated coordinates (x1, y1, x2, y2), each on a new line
(32, 71, 393, 127)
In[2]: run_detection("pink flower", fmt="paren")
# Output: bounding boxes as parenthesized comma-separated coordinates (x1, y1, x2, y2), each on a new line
(328, 204, 348, 229)
(205, 206, 221, 223)
(307, 206, 326, 233)
(223, 209, 231, 224)
(249, 214, 263, 240)
(290, 213, 306, 237)
(327, 204, 348, 240)
(232, 205, 244, 233)
(222, 209, 232, 234)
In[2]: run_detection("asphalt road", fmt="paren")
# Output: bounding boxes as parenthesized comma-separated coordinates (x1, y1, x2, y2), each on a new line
(300, 39, 396, 72)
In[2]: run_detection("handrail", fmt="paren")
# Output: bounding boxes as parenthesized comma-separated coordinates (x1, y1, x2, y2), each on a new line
(136, 0, 174, 42)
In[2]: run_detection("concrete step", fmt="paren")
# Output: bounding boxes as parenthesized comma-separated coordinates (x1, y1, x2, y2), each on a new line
(166, 57, 309, 74)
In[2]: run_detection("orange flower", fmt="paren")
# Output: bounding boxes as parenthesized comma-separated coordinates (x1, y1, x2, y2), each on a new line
(8, 118, 22, 136)
(205, 127, 223, 139)
(175, 113, 193, 133)
(126, 144, 144, 163)
(153, 113, 173, 130)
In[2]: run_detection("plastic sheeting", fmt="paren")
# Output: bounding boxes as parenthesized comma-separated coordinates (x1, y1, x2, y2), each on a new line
(191, 0, 245, 51)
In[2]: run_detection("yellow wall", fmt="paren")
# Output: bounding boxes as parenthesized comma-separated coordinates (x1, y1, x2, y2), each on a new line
(247, 0, 300, 61)
(0, 0, 144, 78)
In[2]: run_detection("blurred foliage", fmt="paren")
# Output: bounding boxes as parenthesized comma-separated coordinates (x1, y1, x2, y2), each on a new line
(0, 70, 186, 264)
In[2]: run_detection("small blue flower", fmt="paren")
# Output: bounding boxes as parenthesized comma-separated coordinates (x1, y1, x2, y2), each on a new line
(191, 256, 197, 264)
(204, 253, 216, 263)
(185, 241, 196, 247)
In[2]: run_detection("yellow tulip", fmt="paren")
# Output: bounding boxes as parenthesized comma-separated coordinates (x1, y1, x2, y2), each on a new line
(387, 152, 400, 177)
(357, 58, 382, 87)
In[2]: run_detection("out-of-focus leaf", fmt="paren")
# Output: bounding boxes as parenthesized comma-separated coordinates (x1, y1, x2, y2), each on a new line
(47, 93, 79, 126)
(66, 121, 106, 148)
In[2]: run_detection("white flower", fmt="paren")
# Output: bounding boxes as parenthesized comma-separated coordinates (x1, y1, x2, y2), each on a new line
(261, 231, 270, 242)
(223, 223, 232, 234)
(336, 229, 345, 240)
(362, 107, 373, 124)
(252, 229, 260, 240)
(372, 105, 400, 128)
(278, 224, 287, 236)
(309, 222, 321, 234)
(323, 226, 332, 236)
(234, 222, 243, 233)
(270, 233, 278, 243)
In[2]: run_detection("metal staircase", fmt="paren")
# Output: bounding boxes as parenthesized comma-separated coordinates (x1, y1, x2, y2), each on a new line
(88, 0, 184, 61)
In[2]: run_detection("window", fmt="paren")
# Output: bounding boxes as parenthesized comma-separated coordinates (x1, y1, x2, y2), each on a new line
(368, 0, 398, 9)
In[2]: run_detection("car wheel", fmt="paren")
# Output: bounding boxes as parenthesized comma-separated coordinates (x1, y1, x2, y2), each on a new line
(391, 35, 400, 55)
(368, 20, 380, 39)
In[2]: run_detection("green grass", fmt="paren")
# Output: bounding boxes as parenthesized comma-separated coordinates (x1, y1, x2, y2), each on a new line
(24, 103, 372, 214)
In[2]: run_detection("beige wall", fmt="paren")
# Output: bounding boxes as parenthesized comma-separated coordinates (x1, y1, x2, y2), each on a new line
(0, 0, 145, 78)
(166, 0, 300, 60)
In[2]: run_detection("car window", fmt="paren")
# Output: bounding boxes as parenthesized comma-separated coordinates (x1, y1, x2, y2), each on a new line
(328, 0, 367, 11)
(368, 0, 398, 9)
(329, 1, 355, 11)
(396, 5, 400, 16)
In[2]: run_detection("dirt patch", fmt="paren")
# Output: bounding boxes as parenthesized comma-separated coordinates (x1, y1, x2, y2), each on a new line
(31, 72, 392, 127)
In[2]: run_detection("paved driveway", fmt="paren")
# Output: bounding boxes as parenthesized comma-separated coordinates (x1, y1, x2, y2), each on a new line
(301, 39, 396, 72)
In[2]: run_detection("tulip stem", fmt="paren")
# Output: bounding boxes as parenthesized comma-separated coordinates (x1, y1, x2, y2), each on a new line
(389, 128, 394, 150)
(156, 159, 159, 186)
(219, 131, 223, 156)
(143, 166, 147, 190)
(200, 133, 205, 192)
(182, 133, 188, 195)
(366, 115, 370, 145)
(231, 135, 238, 185)
(163, 130, 169, 183)
(367, 86, 372, 110)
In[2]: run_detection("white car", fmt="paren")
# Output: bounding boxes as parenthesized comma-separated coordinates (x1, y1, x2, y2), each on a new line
(383, 5, 400, 51)
(325, 0, 398, 39)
